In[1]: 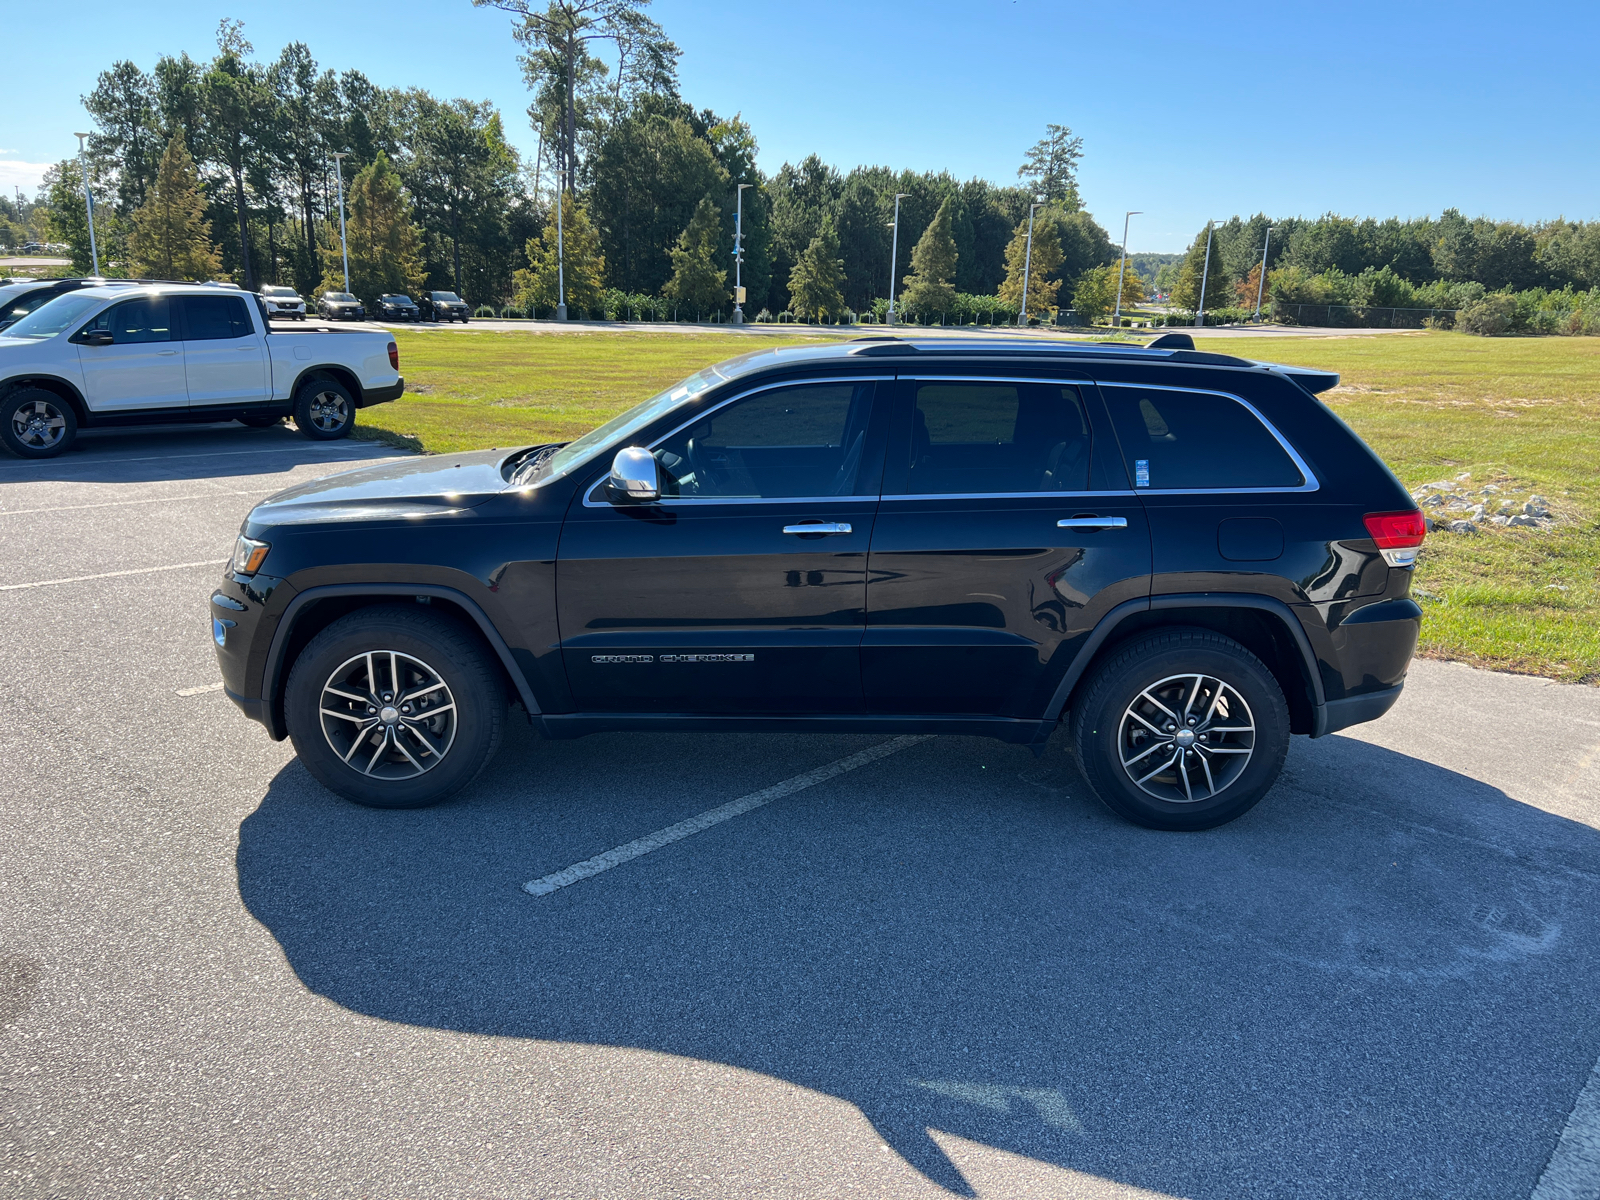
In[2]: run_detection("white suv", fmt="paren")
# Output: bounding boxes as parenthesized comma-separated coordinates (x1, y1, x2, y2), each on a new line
(259, 285, 307, 320)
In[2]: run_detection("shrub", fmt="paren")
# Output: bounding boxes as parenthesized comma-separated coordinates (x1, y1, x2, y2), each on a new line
(474, 305, 496, 318)
(1457, 294, 1518, 336)
(500, 305, 525, 319)
(754, 308, 774, 323)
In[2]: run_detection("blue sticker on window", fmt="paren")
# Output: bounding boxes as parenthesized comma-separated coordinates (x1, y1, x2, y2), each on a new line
(1135, 458, 1150, 487)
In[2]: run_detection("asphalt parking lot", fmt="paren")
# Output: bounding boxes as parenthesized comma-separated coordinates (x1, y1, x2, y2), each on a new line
(3, 423, 1600, 1199)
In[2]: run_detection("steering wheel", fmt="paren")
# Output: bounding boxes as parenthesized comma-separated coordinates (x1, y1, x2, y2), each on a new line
(685, 437, 717, 496)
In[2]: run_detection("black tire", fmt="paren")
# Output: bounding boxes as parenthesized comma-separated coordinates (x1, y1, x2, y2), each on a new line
(1, 387, 78, 458)
(1070, 629, 1290, 831)
(237, 413, 283, 428)
(285, 605, 506, 809)
(293, 378, 356, 440)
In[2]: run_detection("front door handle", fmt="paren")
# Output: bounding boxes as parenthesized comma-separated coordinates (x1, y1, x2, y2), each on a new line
(783, 522, 852, 535)
(158, 350, 179, 356)
(1057, 516, 1128, 529)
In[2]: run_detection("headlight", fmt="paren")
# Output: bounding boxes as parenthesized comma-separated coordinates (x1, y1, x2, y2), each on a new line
(231, 534, 270, 575)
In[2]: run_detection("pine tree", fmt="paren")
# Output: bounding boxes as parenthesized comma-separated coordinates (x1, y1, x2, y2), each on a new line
(514, 194, 607, 314)
(1170, 226, 1233, 315)
(998, 210, 1064, 319)
(662, 196, 728, 317)
(899, 197, 958, 317)
(317, 153, 425, 304)
(129, 134, 220, 281)
(786, 217, 847, 321)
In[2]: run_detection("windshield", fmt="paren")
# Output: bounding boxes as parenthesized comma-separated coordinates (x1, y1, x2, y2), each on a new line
(261, 286, 297, 297)
(2, 293, 102, 340)
(383, 295, 412, 302)
(0, 283, 41, 308)
(325, 292, 356, 302)
(432, 292, 461, 302)
(511, 368, 722, 487)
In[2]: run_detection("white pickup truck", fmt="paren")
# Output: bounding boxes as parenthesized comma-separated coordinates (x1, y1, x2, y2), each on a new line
(0, 283, 404, 458)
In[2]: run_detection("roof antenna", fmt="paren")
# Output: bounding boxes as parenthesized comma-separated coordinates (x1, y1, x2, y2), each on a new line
(1146, 332, 1194, 350)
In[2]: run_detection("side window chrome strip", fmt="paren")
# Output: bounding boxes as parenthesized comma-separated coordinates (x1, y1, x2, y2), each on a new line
(1093, 379, 1321, 494)
(879, 490, 1137, 502)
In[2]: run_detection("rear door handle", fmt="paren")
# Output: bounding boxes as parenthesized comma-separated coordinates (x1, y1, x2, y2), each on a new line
(1057, 516, 1128, 529)
(783, 522, 852, 535)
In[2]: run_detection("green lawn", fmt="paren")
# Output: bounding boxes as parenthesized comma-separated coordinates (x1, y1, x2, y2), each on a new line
(356, 327, 1600, 684)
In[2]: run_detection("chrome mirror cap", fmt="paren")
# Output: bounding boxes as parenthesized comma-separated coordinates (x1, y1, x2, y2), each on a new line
(607, 446, 660, 504)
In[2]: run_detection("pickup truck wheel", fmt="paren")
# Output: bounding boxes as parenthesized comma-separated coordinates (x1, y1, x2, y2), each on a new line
(294, 380, 356, 440)
(1070, 630, 1289, 831)
(285, 605, 506, 809)
(1, 389, 78, 459)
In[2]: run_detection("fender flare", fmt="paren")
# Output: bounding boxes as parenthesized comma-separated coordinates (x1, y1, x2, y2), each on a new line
(0, 373, 90, 421)
(1042, 592, 1326, 724)
(286, 364, 363, 407)
(261, 583, 541, 738)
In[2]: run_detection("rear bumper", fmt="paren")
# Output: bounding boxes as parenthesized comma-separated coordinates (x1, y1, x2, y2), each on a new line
(360, 377, 404, 406)
(1312, 681, 1404, 737)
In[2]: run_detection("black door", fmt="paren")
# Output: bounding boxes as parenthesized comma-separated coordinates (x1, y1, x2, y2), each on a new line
(863, 376, 1153, 716)
(557, 378, 888, 713)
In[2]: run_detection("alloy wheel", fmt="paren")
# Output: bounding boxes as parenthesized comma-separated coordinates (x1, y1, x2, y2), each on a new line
(1117, 672, 1256, 804)
(307, 390, 349, 432)
(10, 399, 66, 450)
(319, 650, 458, 779)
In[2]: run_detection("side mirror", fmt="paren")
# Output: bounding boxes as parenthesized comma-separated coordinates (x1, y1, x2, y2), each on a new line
(606, 446, 660, 504)
(80, 330, 114, 347)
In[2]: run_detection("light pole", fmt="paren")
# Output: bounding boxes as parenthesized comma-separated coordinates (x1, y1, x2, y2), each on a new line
(732, 182, 751, 324)
(555, 190, 567, 321)
(885, 193, 909, 326)
(1018, 195, 1046, 326)
(330, 150, 351, 293)
(1194, 220, 1215, 329)
(1253, 224, 1274, 321)
(72, 133, 99, 276)
(1112, 210, 1142, 331)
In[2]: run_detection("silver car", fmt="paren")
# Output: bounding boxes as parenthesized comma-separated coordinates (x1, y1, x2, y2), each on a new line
(259, 285, 306, 320)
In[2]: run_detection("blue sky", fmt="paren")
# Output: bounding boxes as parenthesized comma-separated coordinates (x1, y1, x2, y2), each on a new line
(6, 0, 1597, 252)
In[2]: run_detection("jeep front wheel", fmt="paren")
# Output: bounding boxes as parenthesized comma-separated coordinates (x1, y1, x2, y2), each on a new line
(1070, 630, 1290, 831)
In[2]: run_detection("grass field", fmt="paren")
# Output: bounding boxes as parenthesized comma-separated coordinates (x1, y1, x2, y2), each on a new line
(357, 327, 1600, 684)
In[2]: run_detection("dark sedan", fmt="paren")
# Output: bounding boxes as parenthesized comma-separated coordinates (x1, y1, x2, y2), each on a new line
(317, 291, 366, 321)
(375, 294, 420, 322)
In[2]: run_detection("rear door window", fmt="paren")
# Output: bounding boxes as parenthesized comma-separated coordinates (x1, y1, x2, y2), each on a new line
(906, 381, 1092, 495)
(182, 295, 254, 340)
(1102, 385, 1305, 490)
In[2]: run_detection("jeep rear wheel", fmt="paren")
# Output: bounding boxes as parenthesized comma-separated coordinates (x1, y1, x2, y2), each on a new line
(285, 606, 506, 808)
(1071, 630, 1289, 830)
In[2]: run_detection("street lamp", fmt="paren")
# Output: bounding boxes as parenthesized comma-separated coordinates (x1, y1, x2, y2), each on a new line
(72, 133, 99, 276)
(330, 150, 351, 294)
(1253, 224, 1275, 321)
(1112, 210, 1142, 331)
(1018, 195, 1046, 326)
(555, 190, 567, 321)
(1194, 220, 1216, 329)
(732, 182, 751, 324)
(885, 193, 909, 326)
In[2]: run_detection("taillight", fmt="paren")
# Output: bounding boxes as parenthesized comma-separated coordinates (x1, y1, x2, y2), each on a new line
(1363, 509, 1426, 567)
(387, 341, 399, 370)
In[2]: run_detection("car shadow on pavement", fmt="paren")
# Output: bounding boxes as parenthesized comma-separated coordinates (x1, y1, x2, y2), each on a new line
(236, 724, 1600, 1198)
(0, 423, 407, 485)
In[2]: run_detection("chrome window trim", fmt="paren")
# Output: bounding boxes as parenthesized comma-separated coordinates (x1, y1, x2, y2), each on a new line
(879, 490, 1137, 503)
(581, 374, 886, 509)
(1094, 380, 1320, 494)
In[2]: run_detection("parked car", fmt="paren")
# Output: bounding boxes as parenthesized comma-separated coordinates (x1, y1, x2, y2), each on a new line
(317, 291, 365, 321)
(0, 283, 403, 458)
(420, 290, 469, 322)
(259, 285, 307, 320)
(212, 334, 1424, 829)
(375, 294, 420, 322)
(0, 277, 145, 333)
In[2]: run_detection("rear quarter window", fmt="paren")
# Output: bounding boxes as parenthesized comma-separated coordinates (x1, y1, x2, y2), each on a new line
(1103, 385, 1305, 490)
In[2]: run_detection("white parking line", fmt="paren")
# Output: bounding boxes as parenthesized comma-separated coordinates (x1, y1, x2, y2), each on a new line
(176, 682, 226, 697)
(0, 559, 227, 592)
(1533, 1056, 1600, 1199)
(523, 735, 931, 898)
(0, 490, 271, 517)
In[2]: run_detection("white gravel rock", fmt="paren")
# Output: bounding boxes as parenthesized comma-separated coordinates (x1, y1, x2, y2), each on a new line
(1447, 520, 1480, 534)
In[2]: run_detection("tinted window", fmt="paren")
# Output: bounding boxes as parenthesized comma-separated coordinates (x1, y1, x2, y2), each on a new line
(81, 297, 173, 344)
(908, 381, 1091, 495)
(1, 286, 62, 325)
(3, 293, 100, 339)
(651, 382, 875, 499)
(183, 295, 254, 340)
(1103, 386, 1304, 490)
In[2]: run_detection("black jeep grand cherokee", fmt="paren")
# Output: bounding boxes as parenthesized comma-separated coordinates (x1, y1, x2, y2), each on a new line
(213, 336, 1424, 830)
